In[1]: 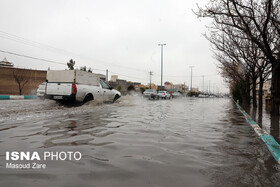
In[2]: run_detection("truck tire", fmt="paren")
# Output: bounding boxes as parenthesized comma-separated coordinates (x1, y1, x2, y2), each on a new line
(113, 94, 120, 103)
(38, 96, 45, 100)
(83, 94, 93, 104)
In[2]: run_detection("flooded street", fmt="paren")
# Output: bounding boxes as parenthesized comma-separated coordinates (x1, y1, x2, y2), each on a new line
(0, 97, 280, 187)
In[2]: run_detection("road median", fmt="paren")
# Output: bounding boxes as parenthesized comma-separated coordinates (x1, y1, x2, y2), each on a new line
(0, 95, 37, 100)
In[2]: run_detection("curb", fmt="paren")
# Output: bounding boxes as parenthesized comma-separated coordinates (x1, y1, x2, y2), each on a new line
(234, 100, 280, 164)
(0, 95, 37, 100)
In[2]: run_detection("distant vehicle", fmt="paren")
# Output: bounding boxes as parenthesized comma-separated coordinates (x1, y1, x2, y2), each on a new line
(158, 91, 171, 99)
(37, 82, 46, 99)
(172, 92, 181, 98)
(43, 70, 121, 104)
(198, 94, 207, 98)
(143, 89, 159, 100)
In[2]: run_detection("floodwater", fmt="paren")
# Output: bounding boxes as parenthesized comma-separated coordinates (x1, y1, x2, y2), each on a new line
(0, 97, 280, 187)
(245, 102, 280, 142)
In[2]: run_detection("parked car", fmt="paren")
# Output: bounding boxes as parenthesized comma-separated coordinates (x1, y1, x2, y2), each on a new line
(158, 91, 171, 99)
(143, 89, 159, 100)
(43, 70, 121, 104)
(37, 82, 46, 99)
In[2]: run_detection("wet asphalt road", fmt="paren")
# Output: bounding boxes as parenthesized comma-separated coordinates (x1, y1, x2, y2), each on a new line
(0, 96, 280, 187)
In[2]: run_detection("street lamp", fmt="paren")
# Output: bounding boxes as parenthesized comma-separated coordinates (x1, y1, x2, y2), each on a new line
(202, 75, 205, 94)
(158, 43, 166, 89)
(189, 66, 194, 95)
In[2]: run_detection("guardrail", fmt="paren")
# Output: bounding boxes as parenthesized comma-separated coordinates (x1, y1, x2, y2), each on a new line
(0, 95, 37, 100)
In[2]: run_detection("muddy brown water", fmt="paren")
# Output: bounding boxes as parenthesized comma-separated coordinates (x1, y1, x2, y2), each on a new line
(0, 97, 280, 187)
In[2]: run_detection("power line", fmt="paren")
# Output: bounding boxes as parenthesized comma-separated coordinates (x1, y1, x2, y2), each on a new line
(0, 30, 68, 54)
(0, 49, 108, 71)
(0, 49, 66, 66)
(153, 72, 218, 78)
(0, 49, 219, 87)
(0, 31, 221, 80)
(0, 30, 148, 73)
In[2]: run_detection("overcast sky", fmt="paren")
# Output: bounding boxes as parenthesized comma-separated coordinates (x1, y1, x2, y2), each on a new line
(0, 0, 228, 93)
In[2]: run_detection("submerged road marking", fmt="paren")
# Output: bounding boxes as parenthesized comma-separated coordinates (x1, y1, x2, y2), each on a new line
(234, 100, 280, 164)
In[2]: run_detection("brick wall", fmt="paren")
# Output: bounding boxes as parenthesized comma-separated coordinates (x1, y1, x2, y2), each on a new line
(0, 67, 46, 95)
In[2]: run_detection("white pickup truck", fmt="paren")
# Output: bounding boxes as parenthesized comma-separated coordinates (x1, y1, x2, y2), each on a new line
(43, 70, 121, 104)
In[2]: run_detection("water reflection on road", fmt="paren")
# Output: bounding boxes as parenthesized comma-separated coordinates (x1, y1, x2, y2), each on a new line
(0, 97, 279, 187)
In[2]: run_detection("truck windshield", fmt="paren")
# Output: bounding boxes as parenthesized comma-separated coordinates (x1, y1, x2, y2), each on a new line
(100, 80, 110, 89)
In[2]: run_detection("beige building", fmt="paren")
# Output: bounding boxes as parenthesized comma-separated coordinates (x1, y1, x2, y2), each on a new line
(164, 81, 175, 90)
(134, 84, 146, 89)
(256, 79, 271, 98)
(147, 83, 158, 90)
(111, 75, 118, 82)
(174, 84, 189, 92)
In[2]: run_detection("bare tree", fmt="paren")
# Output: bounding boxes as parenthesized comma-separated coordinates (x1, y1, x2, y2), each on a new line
(196, 0, 280, 117)
(196, 0, 280, 140)
(12, 69, 31, 95)
(205, 26, 259, 105)
(67, 59, 75, 70)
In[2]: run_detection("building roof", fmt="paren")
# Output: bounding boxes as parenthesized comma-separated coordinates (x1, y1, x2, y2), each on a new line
(0, 57, 14, 67)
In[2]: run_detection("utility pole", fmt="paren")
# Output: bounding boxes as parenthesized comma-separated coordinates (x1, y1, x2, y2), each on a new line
(106, 69, 109, 82)
(189, 66, 194, 95)
(158, 43, 166, 90)
(202, 75, 205, 94)
(209, 80, 210, 94)
(149, 71, 153, 89)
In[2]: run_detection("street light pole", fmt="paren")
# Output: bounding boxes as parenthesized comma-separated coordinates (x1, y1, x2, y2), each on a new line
(202, 75, 204, 94)
(158, 43, 166, 90)
(149, 71, 153, 89)
(209, 80, 210, 94)
(189, 66, 194, 94)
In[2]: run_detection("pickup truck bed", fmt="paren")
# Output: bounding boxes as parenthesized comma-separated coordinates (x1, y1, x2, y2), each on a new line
(46, 83, 72, 96)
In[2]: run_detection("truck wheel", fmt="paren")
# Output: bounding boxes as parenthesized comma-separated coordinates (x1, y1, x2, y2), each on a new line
(38, 96, 45, 100)
(83, 94, 93, 104)
(113, 94, 120, 103)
